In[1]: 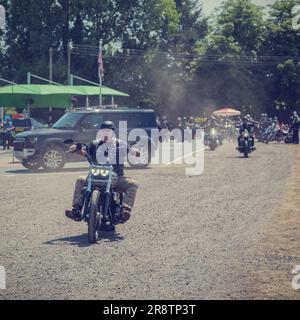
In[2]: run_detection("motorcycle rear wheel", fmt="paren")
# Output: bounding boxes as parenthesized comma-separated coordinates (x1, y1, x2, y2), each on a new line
(88, 190, 101, 244)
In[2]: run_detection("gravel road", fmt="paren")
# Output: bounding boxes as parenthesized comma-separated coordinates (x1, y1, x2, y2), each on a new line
(0, 142, 298, 300)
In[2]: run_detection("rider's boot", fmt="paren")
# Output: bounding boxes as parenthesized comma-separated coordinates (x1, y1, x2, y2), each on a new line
(120, 206, 131, 224)
(65, 205, 82, 222)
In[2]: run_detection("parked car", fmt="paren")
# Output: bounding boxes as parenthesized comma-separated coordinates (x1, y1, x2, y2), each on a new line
(13, 107, 158, 171)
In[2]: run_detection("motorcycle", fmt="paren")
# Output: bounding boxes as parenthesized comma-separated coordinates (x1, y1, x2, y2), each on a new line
(224, 123, 236, 142)
(254, 123, 263, 142)
(284, 127, 293, 144)
(261, 123, 279, 144)
(237, 130, 256, 158)
(64, 139, 124, 243)
(272, 125, 288, 143)
(205, 127, 220, 150)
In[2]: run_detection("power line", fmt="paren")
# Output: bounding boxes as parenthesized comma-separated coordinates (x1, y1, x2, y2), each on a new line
(70, 44, 300, 65)
(71, 43, 300, 60)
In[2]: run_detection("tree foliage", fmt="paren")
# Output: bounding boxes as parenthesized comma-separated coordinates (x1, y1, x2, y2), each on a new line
(1, 0, 300, 119)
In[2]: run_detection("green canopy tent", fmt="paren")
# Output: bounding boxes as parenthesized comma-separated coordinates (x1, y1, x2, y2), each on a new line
(0, 84, 84, 109)
(0, 84, 129, 109)
(66, 85, 129, 97)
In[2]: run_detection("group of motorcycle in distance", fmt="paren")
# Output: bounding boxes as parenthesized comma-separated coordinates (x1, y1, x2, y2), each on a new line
(156, 113, 298, 159)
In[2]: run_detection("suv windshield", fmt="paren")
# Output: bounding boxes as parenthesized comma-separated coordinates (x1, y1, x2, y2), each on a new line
(52, 113, 83, 129)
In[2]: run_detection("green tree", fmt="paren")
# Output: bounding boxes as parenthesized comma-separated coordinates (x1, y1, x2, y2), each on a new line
(192, 0, 266, 115)
(261, 0, 300, 114)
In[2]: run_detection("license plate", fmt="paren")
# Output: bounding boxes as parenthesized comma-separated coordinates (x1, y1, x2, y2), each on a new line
(15, 128, 24, 132)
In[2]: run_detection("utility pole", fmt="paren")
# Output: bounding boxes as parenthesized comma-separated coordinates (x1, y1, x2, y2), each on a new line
(67, 41, 72, 85)
(99, 39, 103, 108)
(49, 48, 53, 82)
(0, 7, 6, 123)
(26, 72, 31, 117)
(27, 72, 31, 85)
(49, 47, 53, 124)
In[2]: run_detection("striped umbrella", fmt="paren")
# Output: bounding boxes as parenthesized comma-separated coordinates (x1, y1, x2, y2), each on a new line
(213, 108, 241, 117)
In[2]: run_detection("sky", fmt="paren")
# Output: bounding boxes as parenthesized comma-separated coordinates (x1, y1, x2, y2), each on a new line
(201, 0, 277, 15)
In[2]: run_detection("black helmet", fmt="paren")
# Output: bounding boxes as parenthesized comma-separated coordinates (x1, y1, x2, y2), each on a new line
(100, 121, 116, 131)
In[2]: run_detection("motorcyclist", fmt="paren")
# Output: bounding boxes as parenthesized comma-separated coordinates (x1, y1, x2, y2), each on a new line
(65, 121, 139, 226)
(188, 116, 197, 139)
(205, 116, 222, 145)
(238, 116, 255, 147)
(291, 111, 300, 144)
(177, 117, 184, 135)
(240, 116, 255, 133)
(156, 117, 162, 130)
(161, 116, 169, 130)
(206, 115, 217, 129)
(176, 117, 182, 128)
(2, 118, 14, 150)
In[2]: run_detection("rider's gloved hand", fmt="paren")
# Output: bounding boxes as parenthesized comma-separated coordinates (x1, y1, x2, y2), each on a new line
(69, 143, 82, 153)
(69, 144, 77, 153)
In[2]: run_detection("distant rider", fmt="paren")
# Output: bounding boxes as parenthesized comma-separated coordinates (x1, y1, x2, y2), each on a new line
(291, 111, 300, 144)
(3, 118, 14, 150)
(238, 116, 255, 147)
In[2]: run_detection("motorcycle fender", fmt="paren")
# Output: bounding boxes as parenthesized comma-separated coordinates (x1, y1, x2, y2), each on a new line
(82, 191, 92, 220)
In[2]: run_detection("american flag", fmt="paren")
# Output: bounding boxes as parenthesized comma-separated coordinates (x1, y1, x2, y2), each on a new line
(98, 51, 104, 79)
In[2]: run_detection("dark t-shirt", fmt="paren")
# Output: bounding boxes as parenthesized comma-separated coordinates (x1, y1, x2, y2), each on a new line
(88, 139, 129, 176)
(240, 122, 254, 135)
(291, 116, 300, 130)
(4, 123, 12, 130)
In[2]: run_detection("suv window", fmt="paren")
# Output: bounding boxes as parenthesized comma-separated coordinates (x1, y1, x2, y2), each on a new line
(13, 119, 31, 128)
(80, 114, 104, 130)
(53, 113, 83, 129)
(126, 113, 156, 128)
(103, 113, 124, 126)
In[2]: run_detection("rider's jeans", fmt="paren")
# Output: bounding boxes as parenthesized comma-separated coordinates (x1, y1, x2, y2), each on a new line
(3, 132, 11, 150)
(72, 175, 138, 209)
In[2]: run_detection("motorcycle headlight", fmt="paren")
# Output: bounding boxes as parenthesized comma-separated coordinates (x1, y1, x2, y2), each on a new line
(91, 168, 110, 177)
(91, 169, 101, 176)
(100, 169, 109, 177)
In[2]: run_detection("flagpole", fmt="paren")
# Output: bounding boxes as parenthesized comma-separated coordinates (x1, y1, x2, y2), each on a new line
(99, 39, 103, 108)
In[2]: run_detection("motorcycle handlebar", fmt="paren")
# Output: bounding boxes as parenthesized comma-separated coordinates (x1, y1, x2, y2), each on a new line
(65, 140, 92, 163)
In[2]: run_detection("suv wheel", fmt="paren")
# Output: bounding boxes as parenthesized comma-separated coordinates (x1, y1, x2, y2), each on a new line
(42, 146, 66, 171)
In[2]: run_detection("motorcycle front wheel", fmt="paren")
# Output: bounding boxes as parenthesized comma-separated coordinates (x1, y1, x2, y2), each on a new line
(209, 143, 216, 151)
(244, 141, 249, 158)
(88, 190, 101, 244)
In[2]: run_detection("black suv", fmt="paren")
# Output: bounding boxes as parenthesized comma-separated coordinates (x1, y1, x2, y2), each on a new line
(13, 108, 158, 170)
